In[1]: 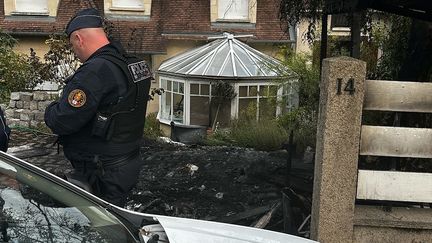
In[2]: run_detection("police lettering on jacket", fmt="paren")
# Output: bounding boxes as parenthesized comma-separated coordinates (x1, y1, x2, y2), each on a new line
(128, 61, 151, 83)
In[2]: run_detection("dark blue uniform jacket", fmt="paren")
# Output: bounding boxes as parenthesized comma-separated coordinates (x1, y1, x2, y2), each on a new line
(45, 43, 140, 163)
(0, 108, 10, 152)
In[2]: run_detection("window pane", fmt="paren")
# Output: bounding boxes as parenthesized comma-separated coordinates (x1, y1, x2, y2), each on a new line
(173, 82, 179, 92)
(249, 86, 258, 97)
(239, 86, 247, 97)
(211, 100, 231, 127)
(179, 82, 184, 94)
(112, 0, 144, 8)
(173, 93, 184, 123)
(161, 91, 172, 120)
(220, 56, 234, 76)
(235, 58, 249, 76)
(238, 98, 257, 120)
(218, 0, 249, 20)
(192, 57, 212, 75)
(201, 84, 210, 95)
(15, 0, 48, 12)
(259, 85, 269, 96)
(283, 84, 299, 113)
(233, 45, 255, 74)
(208, 45, 230, 75)
(269, 85, 278, 97)
(190, 96, 210, 126)
(161, 79, 167, 90)
(190, 84, 199, 95)
(259, 97, 277, 119)
(167, 81, 172, 91)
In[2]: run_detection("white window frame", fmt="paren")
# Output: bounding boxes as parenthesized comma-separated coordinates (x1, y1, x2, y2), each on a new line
(189, 81, 212, 126)
(235, 82, 283, 120)
(14, 0, 48, 14)
(159, 77, 187, 125)
(280, 81, 299, 113)
(218, 0, 249, 21)
(112, 0, 144, 10)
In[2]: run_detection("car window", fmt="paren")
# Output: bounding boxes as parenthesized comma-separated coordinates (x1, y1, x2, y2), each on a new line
(0, 160, 136, 242)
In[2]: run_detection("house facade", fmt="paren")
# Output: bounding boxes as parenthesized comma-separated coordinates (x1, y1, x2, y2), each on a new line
(0, 0, 295, 114)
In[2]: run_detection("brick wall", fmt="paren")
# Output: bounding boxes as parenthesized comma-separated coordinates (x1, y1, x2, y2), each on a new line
(0, 0, 290, 54)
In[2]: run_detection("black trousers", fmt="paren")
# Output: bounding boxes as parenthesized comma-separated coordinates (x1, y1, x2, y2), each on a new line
(70, 154, 143, 207)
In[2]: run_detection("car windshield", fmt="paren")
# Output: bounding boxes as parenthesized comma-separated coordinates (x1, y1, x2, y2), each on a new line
(0, 153, 137, 243)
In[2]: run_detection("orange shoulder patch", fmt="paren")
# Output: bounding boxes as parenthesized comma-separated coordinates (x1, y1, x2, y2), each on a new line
(68, 89, 87, 108)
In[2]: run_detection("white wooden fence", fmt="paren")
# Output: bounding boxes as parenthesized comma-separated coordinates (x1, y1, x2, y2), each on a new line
(357, 80, 432, 203)
(311, 57, 432, 243)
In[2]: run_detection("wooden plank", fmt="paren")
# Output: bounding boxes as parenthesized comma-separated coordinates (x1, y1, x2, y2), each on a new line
(357, 170, 432, 203)
(364, 80, 432, 112)
(360, 125, 432, 158)
(215, 205, 271, 224)
(355, 205, 432, 230)
(252, 202, 281, 229)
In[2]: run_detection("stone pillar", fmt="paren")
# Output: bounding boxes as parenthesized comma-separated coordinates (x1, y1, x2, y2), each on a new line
(311, 57, 366, 243)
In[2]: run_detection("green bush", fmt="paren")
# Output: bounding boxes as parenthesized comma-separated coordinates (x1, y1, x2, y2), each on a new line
(275, 49, 320, 152)
(143, 112, 163, 139)
(0, 31, 41, 102)
(205, 128, 233, 146)
(205, 120, 290, 151)
(230, 119, 288, 151)
(277, 107, 317, 152)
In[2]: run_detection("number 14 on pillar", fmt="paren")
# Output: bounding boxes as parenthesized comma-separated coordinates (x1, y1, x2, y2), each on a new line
(336, 78, 355, 95)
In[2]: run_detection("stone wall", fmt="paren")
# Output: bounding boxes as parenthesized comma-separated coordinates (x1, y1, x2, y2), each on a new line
(5, 91, 58, 128)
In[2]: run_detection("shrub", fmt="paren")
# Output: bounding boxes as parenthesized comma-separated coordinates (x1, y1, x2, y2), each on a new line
(275, 49, 320, 152)
(143, 112, 163, 139)
(205, 128, 233, 146)
(230, 119, 288, 151)
(0, 31, 41, 102)
(277, 107, 317, 152)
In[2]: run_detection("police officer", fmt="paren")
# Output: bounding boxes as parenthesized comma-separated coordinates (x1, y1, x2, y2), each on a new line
(0, 107, 10, 152)
(45, 8, 151, 207)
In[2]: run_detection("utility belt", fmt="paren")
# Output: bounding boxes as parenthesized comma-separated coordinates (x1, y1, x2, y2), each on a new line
(95, 149, 140, 173)
(69, 148, 140, 173)
(66, 149, 140, 193)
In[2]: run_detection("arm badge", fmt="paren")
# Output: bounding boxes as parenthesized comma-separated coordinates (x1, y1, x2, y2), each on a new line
(68, 89, 87, 108)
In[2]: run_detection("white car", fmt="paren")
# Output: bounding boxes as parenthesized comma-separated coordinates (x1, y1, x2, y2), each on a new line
(0, 151, 317, 243)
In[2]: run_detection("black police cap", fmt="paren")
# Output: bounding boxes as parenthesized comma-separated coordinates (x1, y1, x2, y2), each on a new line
(66, 8, 103, 37)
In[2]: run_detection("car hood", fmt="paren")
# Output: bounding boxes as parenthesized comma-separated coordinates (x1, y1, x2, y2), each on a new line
(140, 214, 317, 243)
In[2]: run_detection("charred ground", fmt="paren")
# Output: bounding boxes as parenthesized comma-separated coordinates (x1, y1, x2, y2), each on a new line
(8, 129, 314, 237)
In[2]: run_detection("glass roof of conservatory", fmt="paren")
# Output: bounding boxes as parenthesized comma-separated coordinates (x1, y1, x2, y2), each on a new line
(158, 33, 284, 79)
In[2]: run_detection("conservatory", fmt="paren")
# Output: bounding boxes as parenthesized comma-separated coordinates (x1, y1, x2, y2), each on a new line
(157, 33, 297, 129)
